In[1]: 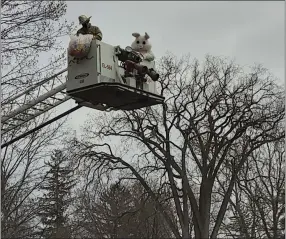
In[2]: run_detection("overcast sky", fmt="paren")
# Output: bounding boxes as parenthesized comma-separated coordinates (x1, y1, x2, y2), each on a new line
(61, 1, 284, 132)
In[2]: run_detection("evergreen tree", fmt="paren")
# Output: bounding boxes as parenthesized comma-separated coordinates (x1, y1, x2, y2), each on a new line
(74, 181, 175, 238)
(37, 150, 75, 239)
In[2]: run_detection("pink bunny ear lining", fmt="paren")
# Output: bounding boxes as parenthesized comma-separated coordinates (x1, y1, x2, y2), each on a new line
(132, 33, 140, 38)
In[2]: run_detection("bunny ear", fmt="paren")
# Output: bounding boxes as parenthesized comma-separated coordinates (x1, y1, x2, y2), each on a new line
(144, 32, 150, 40)
(132, 32, 140, 38)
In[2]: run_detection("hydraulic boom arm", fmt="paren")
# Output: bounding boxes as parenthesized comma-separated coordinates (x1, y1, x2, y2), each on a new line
(2, 69, 69, 136)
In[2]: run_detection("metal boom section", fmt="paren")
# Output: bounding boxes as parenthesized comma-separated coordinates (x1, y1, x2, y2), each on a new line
(1, 68, 74, 143)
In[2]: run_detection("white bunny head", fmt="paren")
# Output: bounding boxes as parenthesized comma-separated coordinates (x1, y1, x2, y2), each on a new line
(131, 32, 152, 53)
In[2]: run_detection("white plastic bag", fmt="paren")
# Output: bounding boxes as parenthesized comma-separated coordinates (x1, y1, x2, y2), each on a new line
(68, 34, 94, 58)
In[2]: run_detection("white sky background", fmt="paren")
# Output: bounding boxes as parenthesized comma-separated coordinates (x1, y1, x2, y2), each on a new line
(57, 1, 284, 133)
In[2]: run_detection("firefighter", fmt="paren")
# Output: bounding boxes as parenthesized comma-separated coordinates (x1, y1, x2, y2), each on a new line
(77, 15, 103, 41)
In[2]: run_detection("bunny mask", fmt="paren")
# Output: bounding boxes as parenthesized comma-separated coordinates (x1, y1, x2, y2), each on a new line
(131, 32, 155, 62)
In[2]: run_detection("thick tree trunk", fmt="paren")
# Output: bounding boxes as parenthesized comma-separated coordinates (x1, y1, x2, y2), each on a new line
(198, 177, 213, 238)
(182, 157, 190, 239)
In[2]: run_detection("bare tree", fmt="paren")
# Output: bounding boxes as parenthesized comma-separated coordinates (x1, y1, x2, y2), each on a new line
(1, 0, 74, 99)
(72, 54, 284, 238)
(1, 1, 74, 238)
(1, 124, 70, 238)
(220, 139, 285, 238)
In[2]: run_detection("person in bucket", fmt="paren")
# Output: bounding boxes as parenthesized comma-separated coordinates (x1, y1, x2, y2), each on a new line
(77, 15, 103, 41)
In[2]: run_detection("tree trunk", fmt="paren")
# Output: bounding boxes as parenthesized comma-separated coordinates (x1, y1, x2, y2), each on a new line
(198, 177, 213, 238)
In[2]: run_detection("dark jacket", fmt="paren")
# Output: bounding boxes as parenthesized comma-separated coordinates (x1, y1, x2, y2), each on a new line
(77, 23, 102, 41)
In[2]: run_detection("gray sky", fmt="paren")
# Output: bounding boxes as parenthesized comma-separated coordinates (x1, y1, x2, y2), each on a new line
(60, 1, 284, 132)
